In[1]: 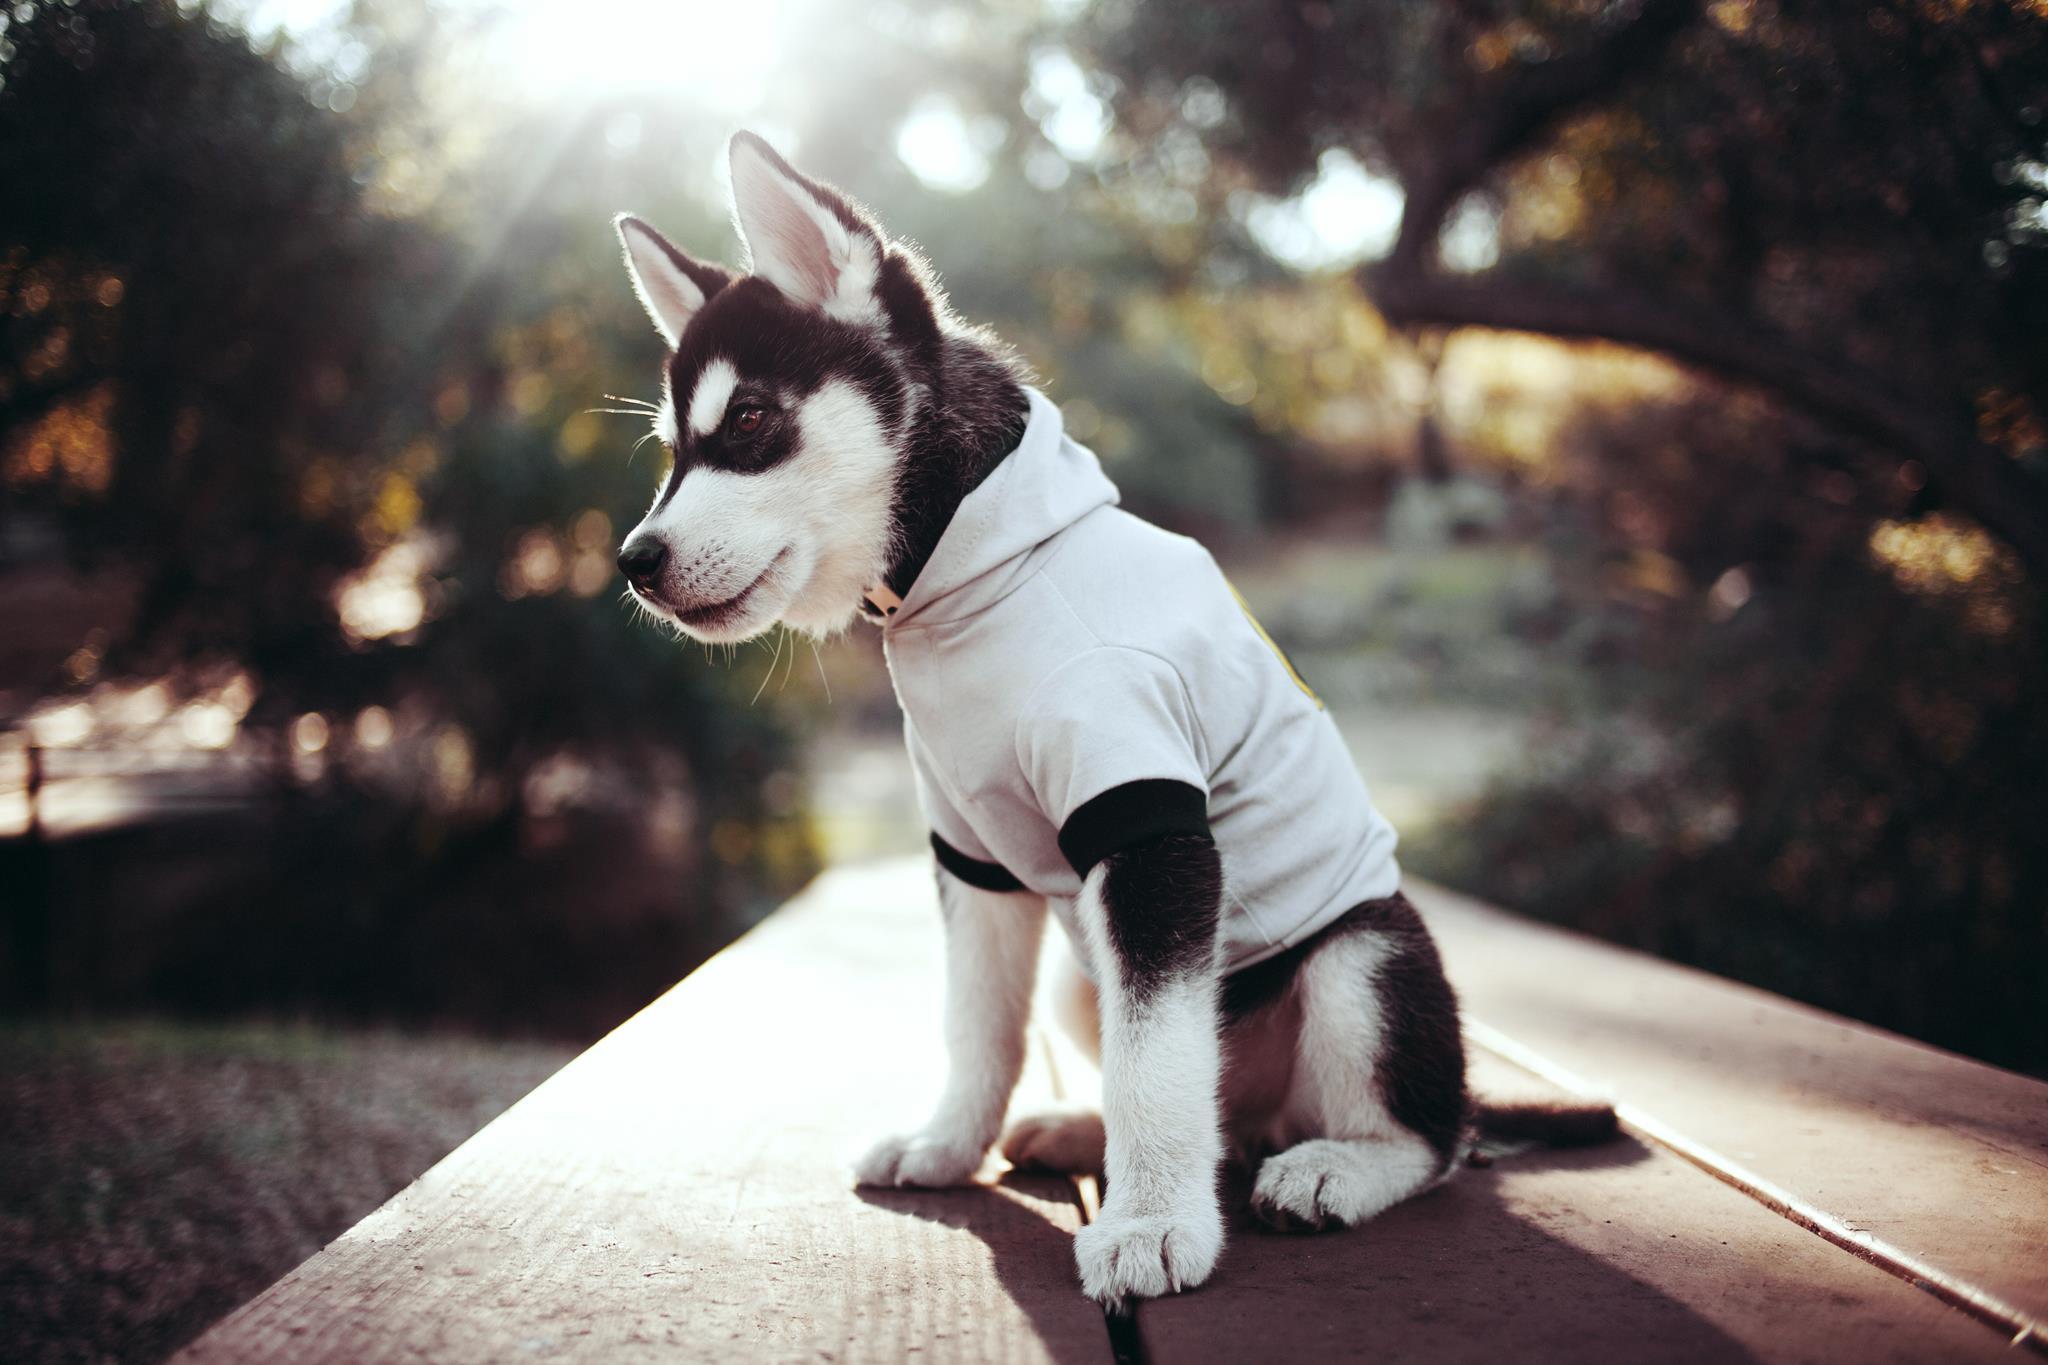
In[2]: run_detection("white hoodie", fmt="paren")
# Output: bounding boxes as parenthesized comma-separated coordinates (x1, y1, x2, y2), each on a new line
(883, 388, 1401, 976)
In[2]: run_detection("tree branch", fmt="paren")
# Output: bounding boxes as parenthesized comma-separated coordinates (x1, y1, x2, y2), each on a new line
(1391, 0, 1705, 273)
(1370, 268, 2048, 578)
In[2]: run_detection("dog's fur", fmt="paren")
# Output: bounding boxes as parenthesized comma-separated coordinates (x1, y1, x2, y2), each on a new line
(614, 133, 1613, 1307)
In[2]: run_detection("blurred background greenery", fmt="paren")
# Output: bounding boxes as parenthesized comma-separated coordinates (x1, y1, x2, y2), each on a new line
(3, 0, 2045, 1356)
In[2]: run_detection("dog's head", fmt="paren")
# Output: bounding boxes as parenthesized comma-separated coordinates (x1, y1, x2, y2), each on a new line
(613, 133, 943, 644)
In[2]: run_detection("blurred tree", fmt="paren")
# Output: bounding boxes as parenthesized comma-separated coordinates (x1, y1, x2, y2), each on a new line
(1070, 0, 2048, 1070)
(8, 0, 2039, 1067)
(1414, 383, 2048, 1072)
(0, 1, 815, 1031)
(1082, 0, 2048, 572)
(0, 0, 446, 672)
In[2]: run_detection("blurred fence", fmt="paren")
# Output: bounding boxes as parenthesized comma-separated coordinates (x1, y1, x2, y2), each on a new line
(0, 735, 275, 842)
(0, 726, 761, 1041)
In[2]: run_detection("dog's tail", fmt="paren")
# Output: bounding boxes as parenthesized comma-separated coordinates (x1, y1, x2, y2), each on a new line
(1468, 1098, 1620, 1150)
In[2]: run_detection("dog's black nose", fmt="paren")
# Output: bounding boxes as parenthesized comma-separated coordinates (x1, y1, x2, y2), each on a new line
(618, 535, 667, 587)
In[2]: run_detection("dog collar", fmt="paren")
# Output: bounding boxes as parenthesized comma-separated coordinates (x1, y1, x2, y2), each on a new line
(860, 582, 903, 623)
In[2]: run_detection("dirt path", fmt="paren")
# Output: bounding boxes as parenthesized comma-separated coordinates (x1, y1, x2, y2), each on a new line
(0, 1021, 572, 1364)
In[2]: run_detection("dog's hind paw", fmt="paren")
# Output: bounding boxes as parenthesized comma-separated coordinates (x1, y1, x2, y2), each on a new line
(853, 1129, 985, 1188)
(1250, 1136, 1439, 1232)
(1000, 1110, 1105, 1175)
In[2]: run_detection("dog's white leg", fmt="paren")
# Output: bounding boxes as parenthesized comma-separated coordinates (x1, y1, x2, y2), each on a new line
(1000, 936, 1105, 1175)
(1069, 837, 1225, 1306)
(855, 869, 1046, 1188)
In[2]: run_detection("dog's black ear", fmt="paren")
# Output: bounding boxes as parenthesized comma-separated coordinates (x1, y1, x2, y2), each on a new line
(615, 214, 733, 347)
(728, 131, 884, 323)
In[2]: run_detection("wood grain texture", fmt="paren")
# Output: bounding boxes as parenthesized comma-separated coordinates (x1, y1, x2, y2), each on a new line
(176, 862, 1107, 1365)
(1409, 878, 2048, 1335)
(1136, 1053, 2011, 1363)
(179, 857, 2048, 1363)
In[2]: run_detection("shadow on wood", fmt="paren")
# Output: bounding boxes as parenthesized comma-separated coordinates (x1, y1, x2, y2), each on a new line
(855, 1175, 1108, 1365)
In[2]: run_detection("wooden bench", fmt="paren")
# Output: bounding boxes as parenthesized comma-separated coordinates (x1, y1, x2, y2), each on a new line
(177, 860, 2048, 1363)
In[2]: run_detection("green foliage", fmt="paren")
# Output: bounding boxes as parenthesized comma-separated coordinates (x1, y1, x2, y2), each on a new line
(7, 0, 2045, 1072)
(1078, 0, 2048, 1070)
(0, 1, 816, 1026)
(1409, 389, 2048, 1072)
(1086, 0, 2048, 404)
(0, 0, 438, 666)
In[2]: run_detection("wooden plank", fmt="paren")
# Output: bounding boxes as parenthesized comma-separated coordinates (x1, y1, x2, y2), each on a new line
(179, 856, 2048, 1362)
(1410, 879, 2048, 1340)
(176, 862, 1109, 1365)
(1137, 1052, 2012, 1363)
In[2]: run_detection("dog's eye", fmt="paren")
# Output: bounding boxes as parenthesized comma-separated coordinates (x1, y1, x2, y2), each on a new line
(726, 405, 766, 438)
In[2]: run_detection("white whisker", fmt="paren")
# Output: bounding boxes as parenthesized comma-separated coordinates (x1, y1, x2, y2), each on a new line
(752, 628, 786, 706)
(810, 639, 833, 705)
(778, 625, 799, 692)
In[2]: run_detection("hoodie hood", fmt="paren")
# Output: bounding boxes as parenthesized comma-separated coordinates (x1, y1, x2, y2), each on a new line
(885, 387, 1118, 630)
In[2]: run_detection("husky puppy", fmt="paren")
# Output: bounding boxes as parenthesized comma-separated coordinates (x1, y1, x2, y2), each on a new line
(614, 132, 1612, 1307)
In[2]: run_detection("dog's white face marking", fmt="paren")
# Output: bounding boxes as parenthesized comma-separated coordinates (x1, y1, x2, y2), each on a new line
(775, 379, 899, 635)
(655, 386, 680, 450)
(686, 359, 737, 440)
(624, 377, 898, 644)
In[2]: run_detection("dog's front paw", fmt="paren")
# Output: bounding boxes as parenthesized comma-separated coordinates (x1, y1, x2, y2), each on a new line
(853, 1129, 986, 1188)
(1073, 1205, 1222, 1306)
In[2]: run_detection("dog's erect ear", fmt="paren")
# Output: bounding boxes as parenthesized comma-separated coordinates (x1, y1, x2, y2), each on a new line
(615, 214, 733, 347)
(728, 131, 883, 323)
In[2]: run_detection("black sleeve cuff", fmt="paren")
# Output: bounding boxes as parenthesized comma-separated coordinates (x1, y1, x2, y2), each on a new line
(931, 833, 1027, 893)
(1056, 779, 1211, 877)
